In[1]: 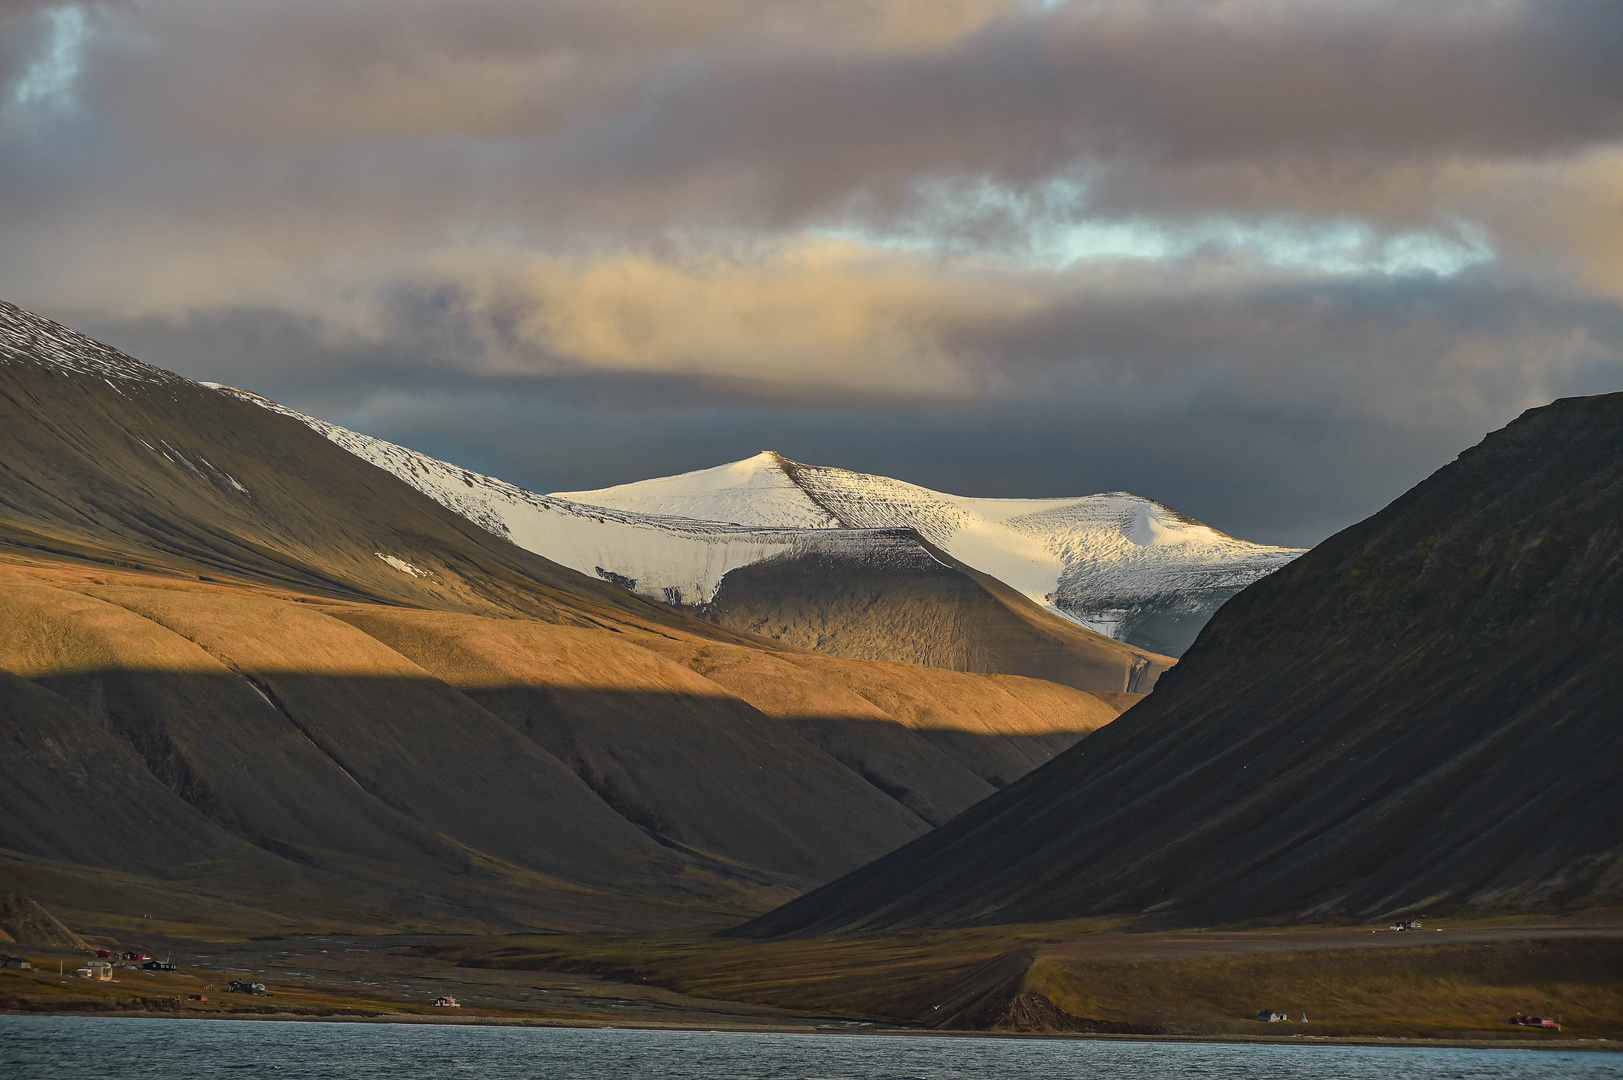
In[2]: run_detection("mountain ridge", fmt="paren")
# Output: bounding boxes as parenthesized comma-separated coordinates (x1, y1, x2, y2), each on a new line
(215, 384, 1171, 690)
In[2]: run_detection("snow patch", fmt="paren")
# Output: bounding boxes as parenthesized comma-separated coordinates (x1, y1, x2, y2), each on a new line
(375, 553, 430, 578)
(149, 439, 251, 497)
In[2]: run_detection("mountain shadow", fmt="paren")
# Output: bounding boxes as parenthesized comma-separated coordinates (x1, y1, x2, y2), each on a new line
(1, 659, 1113, 933)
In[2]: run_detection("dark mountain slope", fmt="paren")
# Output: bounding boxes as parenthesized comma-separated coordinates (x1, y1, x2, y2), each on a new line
(741, 394, 1623, 935)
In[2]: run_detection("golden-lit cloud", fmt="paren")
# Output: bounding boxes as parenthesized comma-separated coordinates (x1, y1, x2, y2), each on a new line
(418, 241, 1023, 397)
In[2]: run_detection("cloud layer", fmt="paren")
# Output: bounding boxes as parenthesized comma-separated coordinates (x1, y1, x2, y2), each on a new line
(3, 0, 1620, 544)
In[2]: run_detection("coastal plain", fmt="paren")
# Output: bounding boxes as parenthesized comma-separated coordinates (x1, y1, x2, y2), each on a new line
(3, 916, 1620, 1045)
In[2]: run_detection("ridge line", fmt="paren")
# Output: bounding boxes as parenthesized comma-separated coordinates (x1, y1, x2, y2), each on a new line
(771, 452, 854, 529)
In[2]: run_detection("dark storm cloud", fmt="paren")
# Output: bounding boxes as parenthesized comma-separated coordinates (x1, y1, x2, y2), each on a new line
(3, 0, 1621, 543)
(550, 0, 1623, 227)
(73, 266, 1623, 548)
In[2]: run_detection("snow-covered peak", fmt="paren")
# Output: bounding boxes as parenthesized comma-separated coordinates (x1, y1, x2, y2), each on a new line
(208, 389, 920, 609)
(555, 451, 840, 529)
(556, 451, 1305, 654)
(216, 386, 1303, 655)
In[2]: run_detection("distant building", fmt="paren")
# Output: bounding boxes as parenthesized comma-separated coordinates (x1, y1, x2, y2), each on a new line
(431, 995, 461, 1008)
(0, 955, 31, 970)
(1256, 1010, 1287, 1022)
(76, 961, 114, 981)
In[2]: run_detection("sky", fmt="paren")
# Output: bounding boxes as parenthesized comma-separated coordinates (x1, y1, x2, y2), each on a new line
(2, 0, 1620, 547)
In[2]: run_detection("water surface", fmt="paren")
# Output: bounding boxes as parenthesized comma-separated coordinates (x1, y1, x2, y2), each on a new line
(1, 1016, 1615, 1079)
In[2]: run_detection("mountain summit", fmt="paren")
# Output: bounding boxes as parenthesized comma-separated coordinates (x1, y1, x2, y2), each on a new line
(559, 452, 1302, 657)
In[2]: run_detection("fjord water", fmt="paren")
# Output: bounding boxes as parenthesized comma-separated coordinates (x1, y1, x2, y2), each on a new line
(2, 1018, 1615, 1079)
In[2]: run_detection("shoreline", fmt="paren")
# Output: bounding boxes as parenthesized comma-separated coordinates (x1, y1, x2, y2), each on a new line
(4, 1007, 1616, 1052)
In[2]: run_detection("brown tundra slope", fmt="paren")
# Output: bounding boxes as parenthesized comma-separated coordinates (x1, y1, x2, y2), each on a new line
(0, 300, 1131, 934)
(742, 393, 1623, 936)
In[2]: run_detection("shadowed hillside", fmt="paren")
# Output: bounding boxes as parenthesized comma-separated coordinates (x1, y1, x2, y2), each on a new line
(742, 393, 1623, 935)
(696, 539, 1170, 693)
(0, 300, 1135, 934)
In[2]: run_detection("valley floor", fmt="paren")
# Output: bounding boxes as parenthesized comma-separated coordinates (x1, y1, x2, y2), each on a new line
(5, 915, 1619, 1047)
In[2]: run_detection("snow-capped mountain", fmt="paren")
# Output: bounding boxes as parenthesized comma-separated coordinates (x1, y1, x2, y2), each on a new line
(218, 381, 1295, 656)
(559, 453, 1303, 655)
(211, 387, 931, 609)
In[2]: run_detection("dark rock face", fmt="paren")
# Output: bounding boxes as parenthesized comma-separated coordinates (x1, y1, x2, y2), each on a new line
(741, 394, 1623, 935)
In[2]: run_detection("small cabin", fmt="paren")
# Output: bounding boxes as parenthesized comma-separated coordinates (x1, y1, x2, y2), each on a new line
(431, 995, 461, 1008)
(0, 955, 32, 970)
(77, 961, 114, 981)
(122, 951, 151, 962)
(142, 959, 177, 972)
(1256, 1010, 1287, 1023)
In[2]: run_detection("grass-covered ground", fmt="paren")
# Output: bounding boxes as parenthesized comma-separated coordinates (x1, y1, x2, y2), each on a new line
(421, 916, 1623, 1042)
(4, 915, 1618, 1044)
(1027, 938, 1622, 1040)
